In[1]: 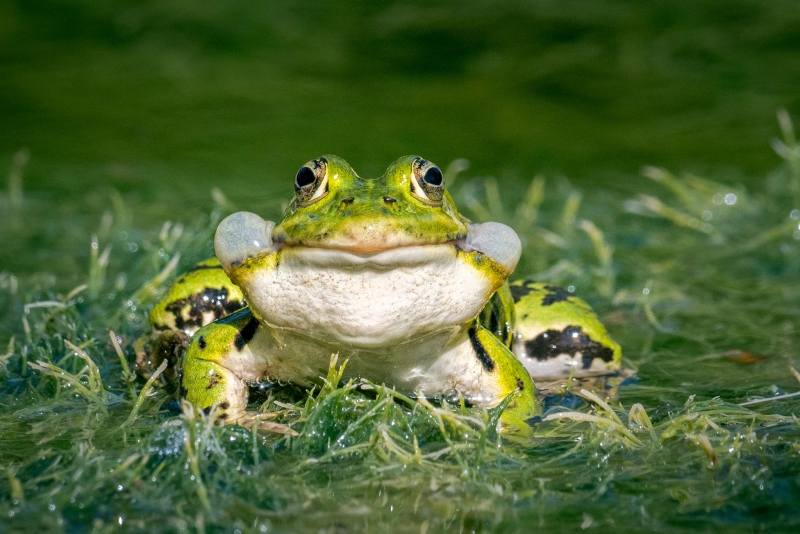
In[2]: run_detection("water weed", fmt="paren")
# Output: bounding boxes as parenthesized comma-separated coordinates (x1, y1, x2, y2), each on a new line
(2, 117, 800, 532)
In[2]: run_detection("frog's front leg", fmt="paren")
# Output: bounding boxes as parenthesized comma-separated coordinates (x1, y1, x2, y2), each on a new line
(422, 322, 541, 436)
(182, 307, 265, 423)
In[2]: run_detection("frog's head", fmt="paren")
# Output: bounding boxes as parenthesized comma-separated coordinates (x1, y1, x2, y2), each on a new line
(271, 155, 466, 252)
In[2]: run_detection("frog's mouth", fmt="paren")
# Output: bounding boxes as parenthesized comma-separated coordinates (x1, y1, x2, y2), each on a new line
(215, 211, 521, 274)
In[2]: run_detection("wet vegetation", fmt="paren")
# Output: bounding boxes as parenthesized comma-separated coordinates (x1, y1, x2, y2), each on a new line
(1, 115, 800, 531)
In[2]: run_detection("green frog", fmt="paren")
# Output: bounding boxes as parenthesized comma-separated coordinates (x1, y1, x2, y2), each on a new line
(139, 155, 621, 435)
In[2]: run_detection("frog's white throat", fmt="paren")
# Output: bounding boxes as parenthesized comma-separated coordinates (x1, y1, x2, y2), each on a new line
(215, 211, 522, 347)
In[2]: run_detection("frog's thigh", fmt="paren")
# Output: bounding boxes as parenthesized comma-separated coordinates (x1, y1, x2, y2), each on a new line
(182, 308, 263, 423)
(510, 281, 622, 379)
(423, 324, 541, 435)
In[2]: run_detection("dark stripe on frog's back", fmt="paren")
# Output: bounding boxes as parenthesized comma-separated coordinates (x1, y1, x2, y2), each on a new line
(524, 325, 614, 368)
(510, 281, 570, 306)
(468, 326, 495, 372)
(509, 283, 532, 303)
(540, 285, 570, 306)
(158, 286, 244, 331)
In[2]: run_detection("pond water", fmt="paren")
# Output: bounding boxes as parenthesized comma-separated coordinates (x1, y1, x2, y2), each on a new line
(1, 1, 800, 532)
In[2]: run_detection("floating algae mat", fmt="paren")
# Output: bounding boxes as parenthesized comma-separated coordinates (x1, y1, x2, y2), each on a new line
(2, 123, 800, 532)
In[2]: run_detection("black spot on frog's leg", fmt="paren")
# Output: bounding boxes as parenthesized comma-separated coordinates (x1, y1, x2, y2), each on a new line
(234, 316, 259, 351)
(198, 336, 207, 349)
(509, 283, 532, 303)
(468, 326, 495, 372)
(219, 401, 229, 410)
(206, 376, 219, 390)
(515, 377, 525, 390)
(541, 285, 570, 306)
(524, 325, 614, 367)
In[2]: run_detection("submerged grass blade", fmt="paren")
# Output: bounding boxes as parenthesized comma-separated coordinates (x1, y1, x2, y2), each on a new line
(121, 359, 168, 428)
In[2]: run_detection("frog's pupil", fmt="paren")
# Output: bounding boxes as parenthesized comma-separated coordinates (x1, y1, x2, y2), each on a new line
(295, 167, 316, 188)
(423, 167, 443, 186)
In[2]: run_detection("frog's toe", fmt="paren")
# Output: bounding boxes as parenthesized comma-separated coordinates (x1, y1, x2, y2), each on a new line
(230, 412, 299, 436)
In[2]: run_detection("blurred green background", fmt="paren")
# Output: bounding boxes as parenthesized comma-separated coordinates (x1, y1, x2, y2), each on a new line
(2, 0, 799, 214)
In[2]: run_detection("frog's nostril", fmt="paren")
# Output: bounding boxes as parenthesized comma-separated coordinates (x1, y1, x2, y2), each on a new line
(383, 196, 397, 204)
(341, 197, 355, 205)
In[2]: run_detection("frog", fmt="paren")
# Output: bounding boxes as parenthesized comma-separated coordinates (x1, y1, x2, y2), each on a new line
(143, 155, 622, 435)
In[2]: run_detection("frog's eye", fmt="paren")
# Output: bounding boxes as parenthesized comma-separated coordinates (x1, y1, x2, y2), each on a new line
(410, 158, 444, 204)
(294, 157, 329, 205)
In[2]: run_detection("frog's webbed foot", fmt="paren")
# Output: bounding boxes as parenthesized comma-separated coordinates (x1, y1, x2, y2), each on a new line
(134, 330, 190, 386)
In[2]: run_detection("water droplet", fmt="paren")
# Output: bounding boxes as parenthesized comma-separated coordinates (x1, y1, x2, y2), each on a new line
(724, 193, 737, 205)
(791, 209, 800, 220)
(642, 287, 650, 295)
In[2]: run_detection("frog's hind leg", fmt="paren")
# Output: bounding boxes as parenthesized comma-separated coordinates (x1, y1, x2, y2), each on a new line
(509, 280, 622, 380)
(423, 322, 541, 437)
(182, 307, 264, 424)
